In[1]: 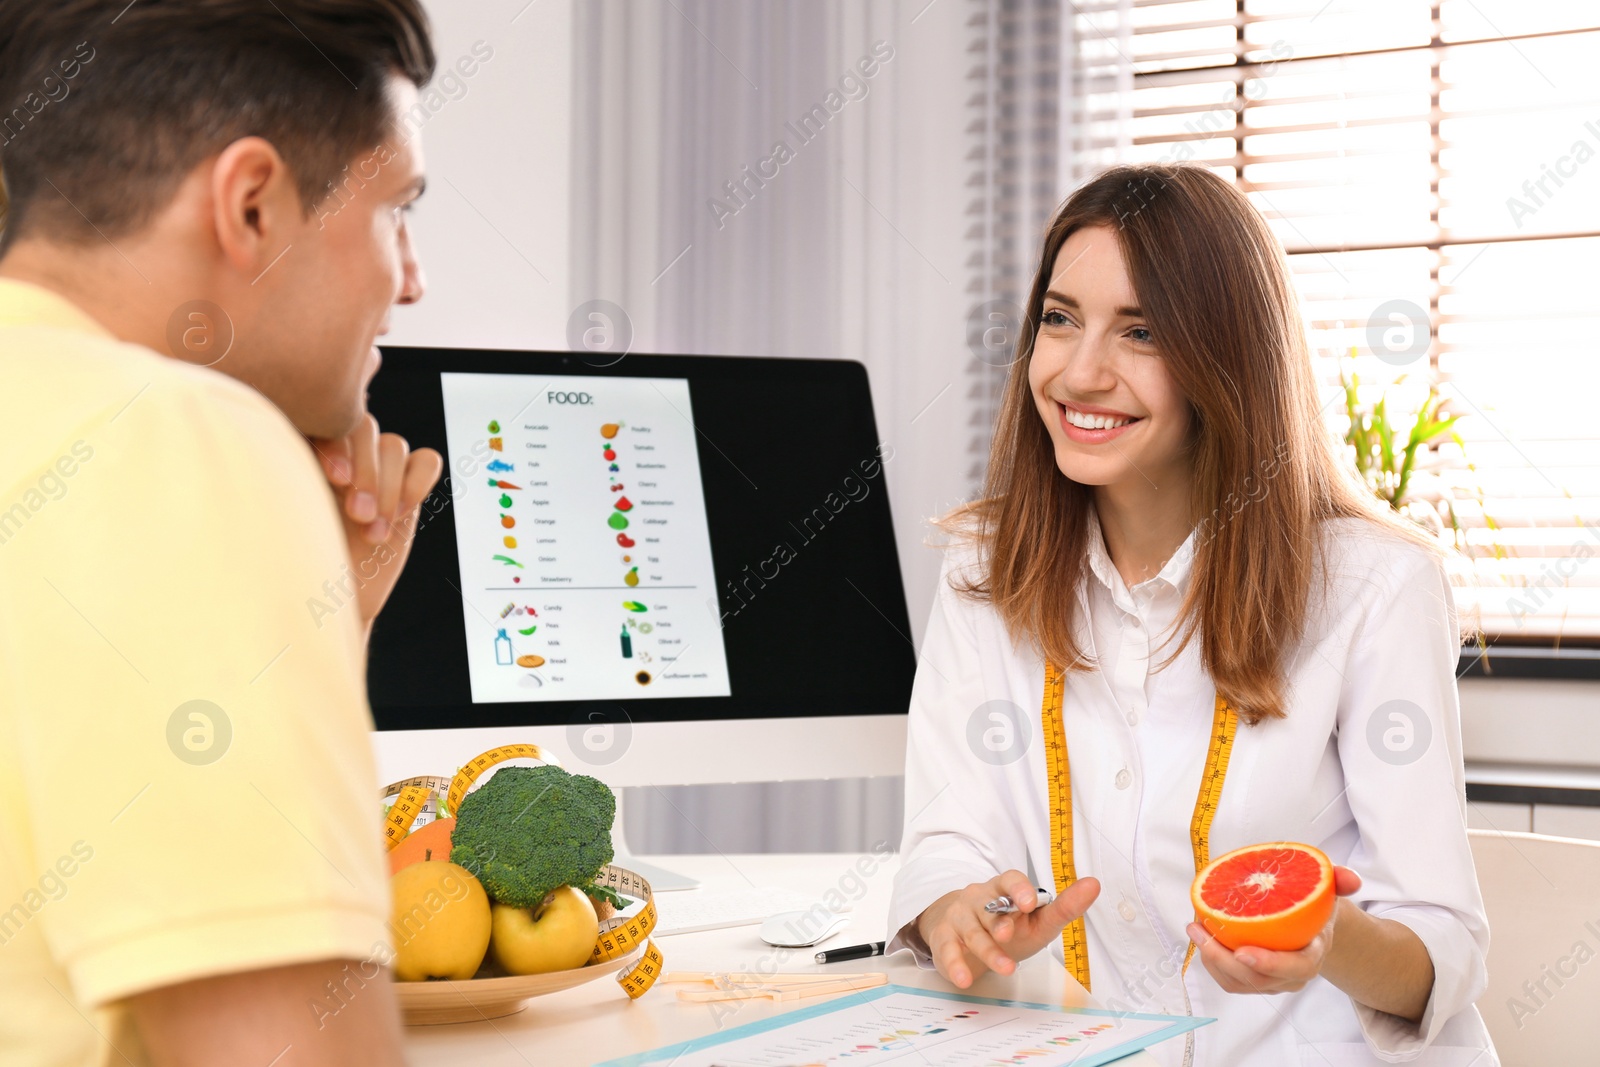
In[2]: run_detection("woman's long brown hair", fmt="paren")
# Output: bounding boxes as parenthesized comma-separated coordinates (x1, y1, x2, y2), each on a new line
(941, 163, 1428, 725)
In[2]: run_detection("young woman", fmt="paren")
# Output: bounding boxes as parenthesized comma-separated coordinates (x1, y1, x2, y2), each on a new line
(886, 165, 1497, 1066)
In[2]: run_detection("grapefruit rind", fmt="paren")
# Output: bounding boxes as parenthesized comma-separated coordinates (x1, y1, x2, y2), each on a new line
(1190, 842, 1334, 952)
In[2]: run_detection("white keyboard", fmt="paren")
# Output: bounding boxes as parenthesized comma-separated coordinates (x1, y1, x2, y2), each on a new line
(651, 885, 849, 937)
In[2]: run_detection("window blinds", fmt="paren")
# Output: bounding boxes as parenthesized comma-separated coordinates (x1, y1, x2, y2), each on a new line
(1067, 0, 1600, 642)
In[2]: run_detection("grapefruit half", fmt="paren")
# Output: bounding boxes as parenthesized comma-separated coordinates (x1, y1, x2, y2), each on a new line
(1191, 842, 1335, 952)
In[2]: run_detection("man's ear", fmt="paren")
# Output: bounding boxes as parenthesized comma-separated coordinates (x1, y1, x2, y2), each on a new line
(209, 136, 300, 276)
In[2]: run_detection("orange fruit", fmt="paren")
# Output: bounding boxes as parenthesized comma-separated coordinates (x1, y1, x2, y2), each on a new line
(387, 817, 456, 875)
(1191, 842, 1334, 952)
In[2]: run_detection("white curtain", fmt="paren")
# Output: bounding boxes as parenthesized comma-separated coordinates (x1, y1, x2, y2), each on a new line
(568, 0, 1073, 852)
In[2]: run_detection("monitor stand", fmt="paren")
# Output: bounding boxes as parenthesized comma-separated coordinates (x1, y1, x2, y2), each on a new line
(612, 850, 701, 891)
(612, 791, 701, 891)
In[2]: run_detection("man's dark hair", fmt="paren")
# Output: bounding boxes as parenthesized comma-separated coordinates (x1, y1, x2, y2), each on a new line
(0, 0, 434, 251)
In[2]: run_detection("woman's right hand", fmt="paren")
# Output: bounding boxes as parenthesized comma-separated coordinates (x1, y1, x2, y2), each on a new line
(915, 871, 1100, 989)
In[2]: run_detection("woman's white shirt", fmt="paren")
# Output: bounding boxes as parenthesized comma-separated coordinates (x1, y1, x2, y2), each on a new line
(886, 515, 1499, 1066)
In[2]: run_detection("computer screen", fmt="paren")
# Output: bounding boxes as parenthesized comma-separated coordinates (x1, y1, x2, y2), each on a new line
(437, 370, 732, 704)
(365, 348, 916, 744)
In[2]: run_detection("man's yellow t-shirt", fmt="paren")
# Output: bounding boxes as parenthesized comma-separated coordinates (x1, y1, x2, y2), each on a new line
(0, 279, 391, 1066)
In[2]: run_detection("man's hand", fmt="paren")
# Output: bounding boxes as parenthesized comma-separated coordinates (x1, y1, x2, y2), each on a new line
(1185, 865, 1363, 997)
(310, 415, 442, 629)
(916, 871, 1100, 989)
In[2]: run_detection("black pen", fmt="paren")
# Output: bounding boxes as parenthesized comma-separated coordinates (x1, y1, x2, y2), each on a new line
(814, 941, 886, 964)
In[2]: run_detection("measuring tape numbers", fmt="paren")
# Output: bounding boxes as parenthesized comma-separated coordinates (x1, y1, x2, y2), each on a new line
(590, 864, 665, 999)
(381, 774, 453, 851)
(381, 744, 662, 998)
(1039, 661, 1239, 991)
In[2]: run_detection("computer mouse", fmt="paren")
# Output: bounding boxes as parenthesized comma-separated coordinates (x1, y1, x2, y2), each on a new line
(759, 909, 850, 948)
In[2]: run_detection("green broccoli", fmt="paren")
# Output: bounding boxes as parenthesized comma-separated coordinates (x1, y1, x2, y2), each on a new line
(449, 765, 626, 910)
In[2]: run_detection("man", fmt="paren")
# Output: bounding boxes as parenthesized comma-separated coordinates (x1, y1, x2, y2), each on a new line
(0, 2, 444, 1063)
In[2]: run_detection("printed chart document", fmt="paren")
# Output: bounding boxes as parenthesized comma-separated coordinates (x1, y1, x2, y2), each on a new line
(596, 985, 1212, 1067)
(440, 372, 732, 703)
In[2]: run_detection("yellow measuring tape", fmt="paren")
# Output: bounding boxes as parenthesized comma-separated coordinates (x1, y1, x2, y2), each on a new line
(381, 744, 662, 998)
(443, 742, 562, 819)
(381, 774, 453, 850)
(590, 864, 665, 999)
(1040, 660, 1238, 992)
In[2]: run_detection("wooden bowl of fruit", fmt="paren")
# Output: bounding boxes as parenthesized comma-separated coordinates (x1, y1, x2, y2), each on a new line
(394, 940, 646, 1025)
(383, 760, 654, 1024)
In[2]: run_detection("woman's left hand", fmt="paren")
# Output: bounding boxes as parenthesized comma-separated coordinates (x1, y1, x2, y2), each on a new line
(1185, 866, 1362, 995)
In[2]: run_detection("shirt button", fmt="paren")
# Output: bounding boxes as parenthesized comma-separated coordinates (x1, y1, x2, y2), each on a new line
(1115, 767, 1131, 789)
(1126, 708, 1139, 726)
(1118, 898, 1136, 922)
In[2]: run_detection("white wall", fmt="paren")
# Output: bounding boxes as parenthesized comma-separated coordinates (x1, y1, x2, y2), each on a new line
(1460, 677, 1600, 776)
(388, 0, 573, 350)
(1460, 676, 1600, 843)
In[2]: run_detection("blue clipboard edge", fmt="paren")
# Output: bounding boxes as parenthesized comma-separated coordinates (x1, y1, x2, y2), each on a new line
(594, 982, 1216, 1067)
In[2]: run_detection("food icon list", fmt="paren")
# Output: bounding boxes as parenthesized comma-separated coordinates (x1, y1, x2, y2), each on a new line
(603, 987, 1206, 1067)
(440, 373, 732, 703)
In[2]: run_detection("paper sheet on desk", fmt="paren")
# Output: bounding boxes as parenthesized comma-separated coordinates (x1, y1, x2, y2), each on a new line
(596, 984, 1212, 1067)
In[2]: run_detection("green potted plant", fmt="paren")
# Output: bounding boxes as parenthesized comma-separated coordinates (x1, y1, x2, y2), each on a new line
(1338, 350, 1504, 650)
(1339, 350, 1496, 551)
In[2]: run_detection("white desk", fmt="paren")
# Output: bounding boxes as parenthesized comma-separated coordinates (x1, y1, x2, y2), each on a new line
(402, 852, 1160, 1066)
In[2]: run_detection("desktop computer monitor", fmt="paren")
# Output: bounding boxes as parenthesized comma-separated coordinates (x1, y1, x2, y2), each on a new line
(365, 348, 916, 857)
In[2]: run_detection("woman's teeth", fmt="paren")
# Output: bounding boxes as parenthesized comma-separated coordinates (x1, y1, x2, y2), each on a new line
(1063, 408, 1135, 430)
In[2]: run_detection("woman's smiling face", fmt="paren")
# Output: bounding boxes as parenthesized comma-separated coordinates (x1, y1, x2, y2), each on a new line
(1028, 224, 1193, 491)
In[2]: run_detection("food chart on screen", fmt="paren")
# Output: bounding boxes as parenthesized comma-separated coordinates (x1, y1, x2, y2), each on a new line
(439, 372, 732, 703)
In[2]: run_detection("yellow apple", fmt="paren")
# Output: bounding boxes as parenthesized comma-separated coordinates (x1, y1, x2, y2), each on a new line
(390, 859, 491, 981)
(489, 886, 600, 975)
